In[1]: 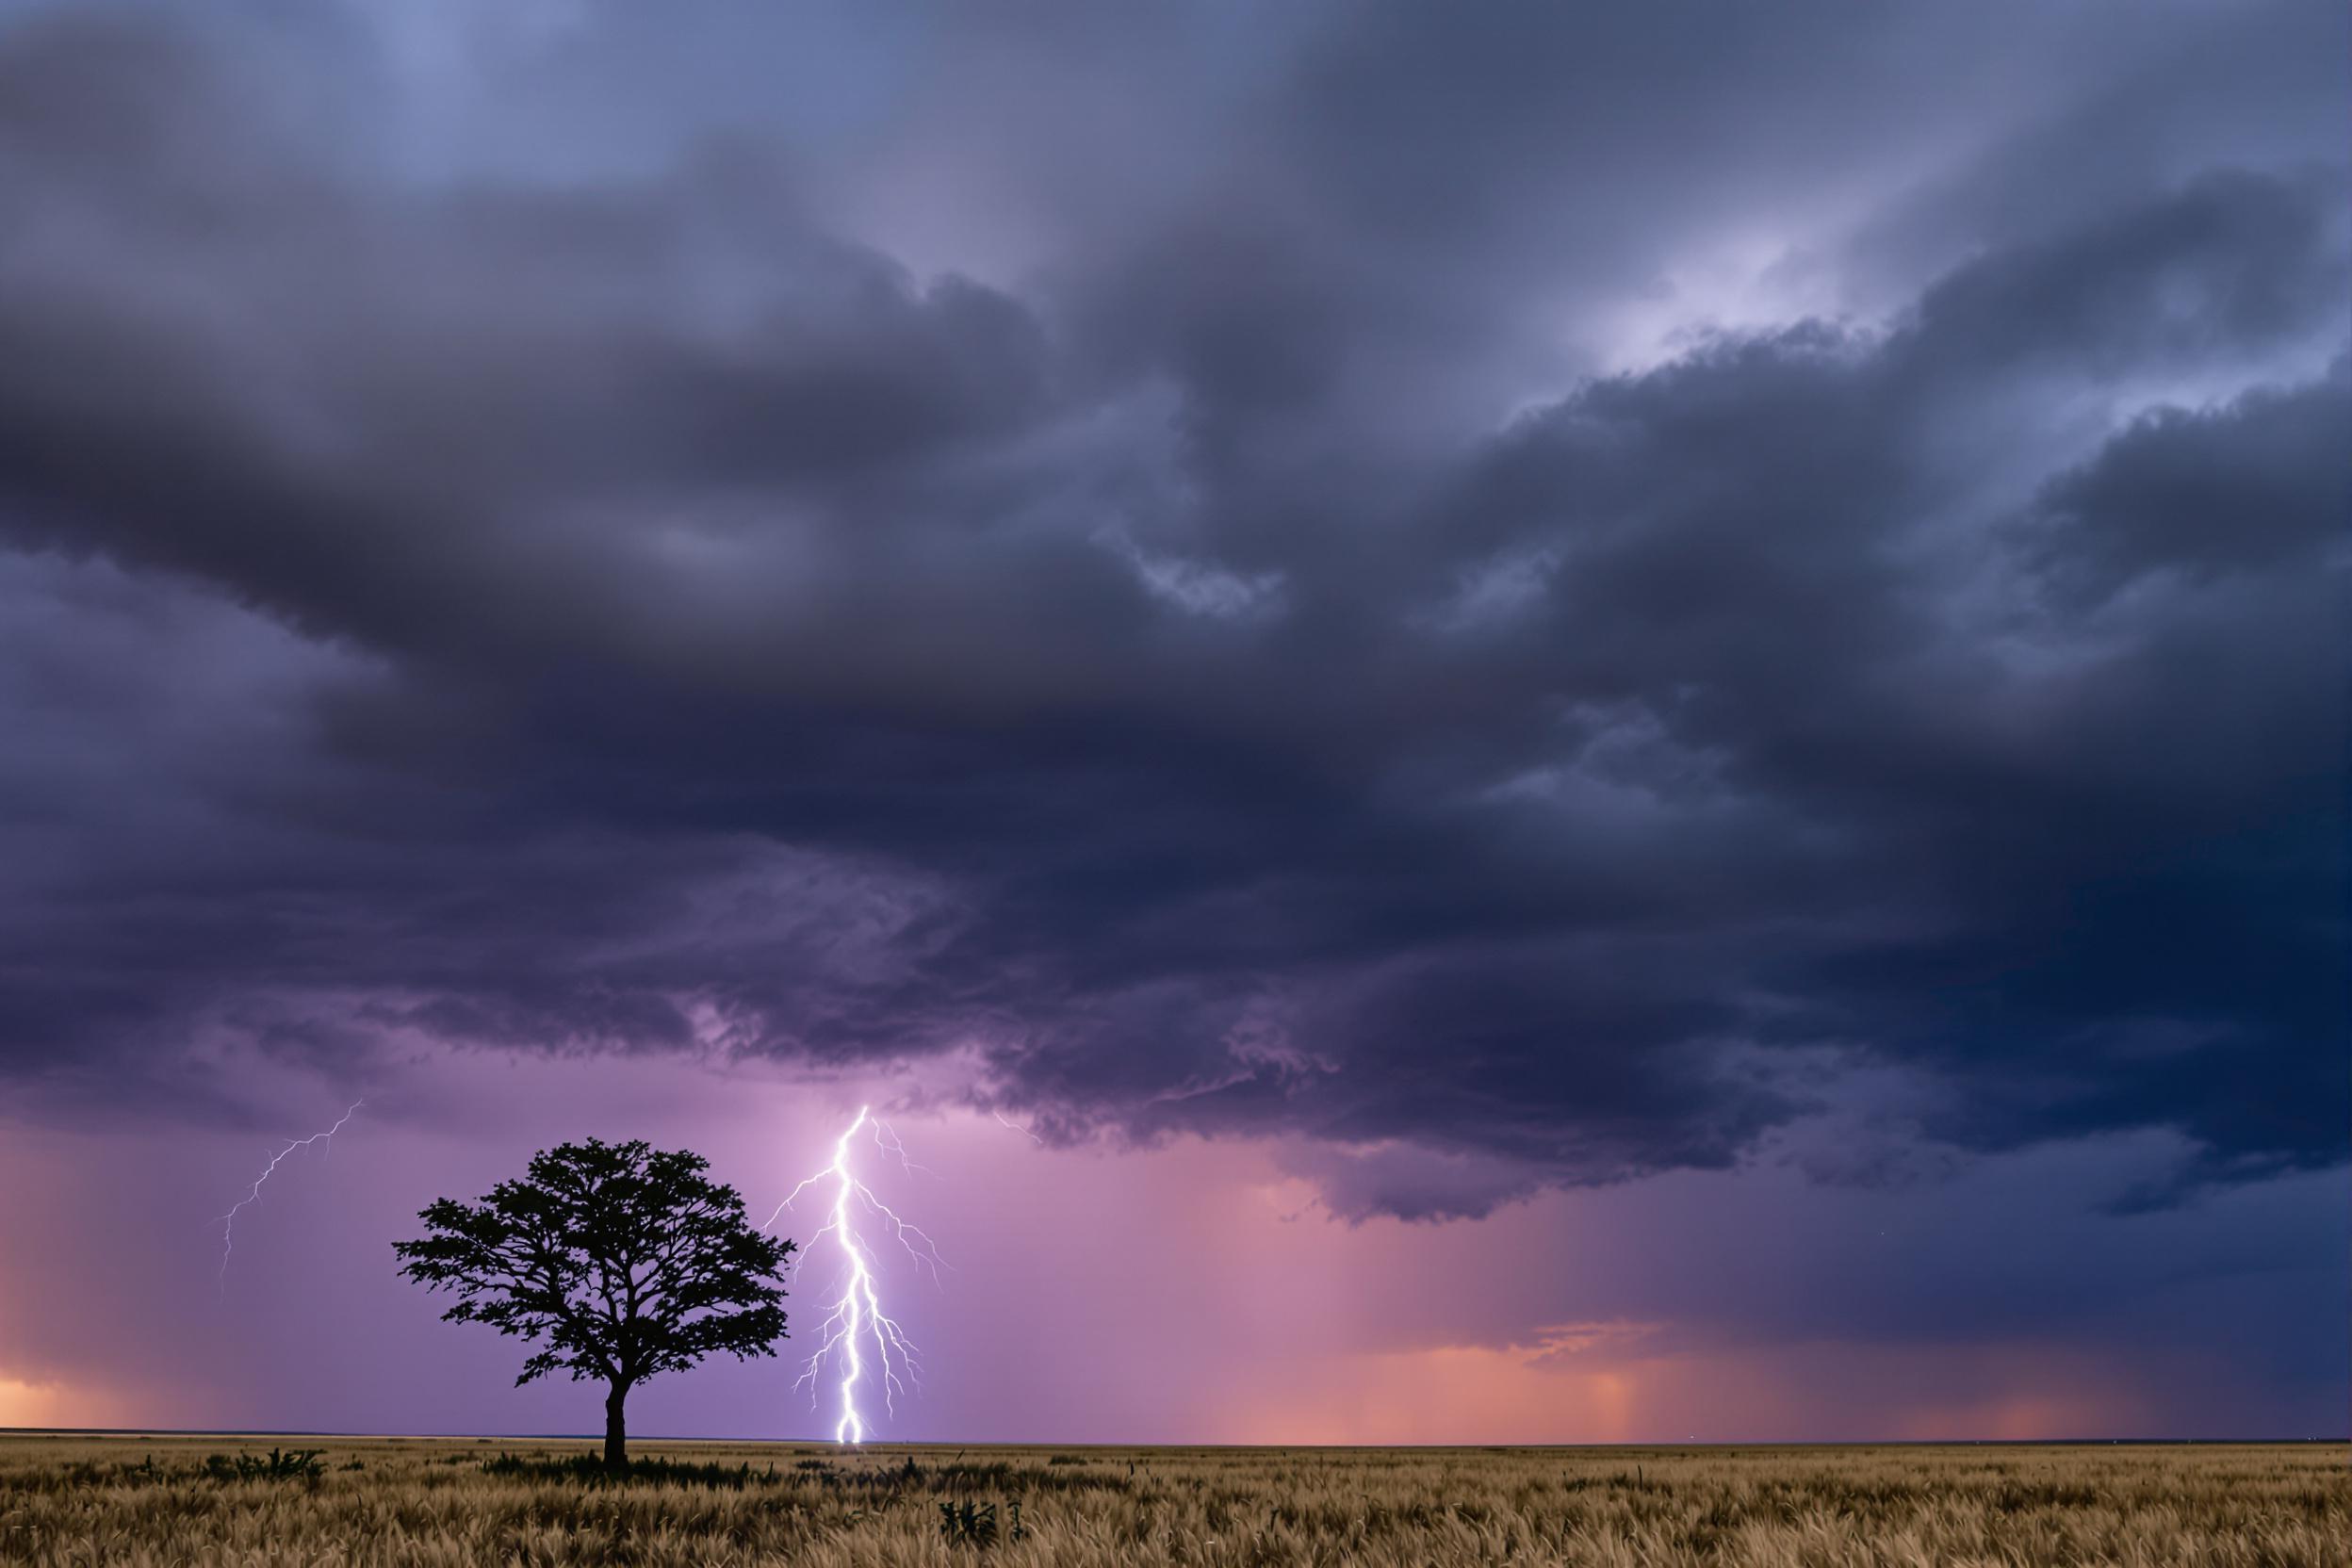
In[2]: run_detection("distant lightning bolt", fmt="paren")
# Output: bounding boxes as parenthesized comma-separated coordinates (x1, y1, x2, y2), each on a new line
(216, 1101, 363, 1289)
(765, 1106, 943, 1444)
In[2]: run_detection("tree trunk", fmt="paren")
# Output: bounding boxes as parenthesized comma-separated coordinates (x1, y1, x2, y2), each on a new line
(603, 1383, 629, 1470)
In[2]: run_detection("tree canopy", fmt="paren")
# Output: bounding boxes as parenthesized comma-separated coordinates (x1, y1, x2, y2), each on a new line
(394, 1137, 791, 1465)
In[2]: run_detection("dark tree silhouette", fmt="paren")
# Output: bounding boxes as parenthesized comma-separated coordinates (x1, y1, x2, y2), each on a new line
(394, 1138, 791, 1468)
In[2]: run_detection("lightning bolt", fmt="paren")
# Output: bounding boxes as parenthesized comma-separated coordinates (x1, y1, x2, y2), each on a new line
(217, 1101, 363, 1289)
(764, 1106, 943, 1444)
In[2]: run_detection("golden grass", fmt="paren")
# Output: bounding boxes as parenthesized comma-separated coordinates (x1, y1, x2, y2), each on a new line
(0, 1431, 2343, 1566)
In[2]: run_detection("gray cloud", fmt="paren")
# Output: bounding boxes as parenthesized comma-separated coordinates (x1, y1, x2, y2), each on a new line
(0, 1, 2344, 1217)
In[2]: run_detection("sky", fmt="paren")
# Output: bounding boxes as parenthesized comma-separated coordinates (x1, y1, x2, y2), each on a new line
(0, 0, 2345, 1444)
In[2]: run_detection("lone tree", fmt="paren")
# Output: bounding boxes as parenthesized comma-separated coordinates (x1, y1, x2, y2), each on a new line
(394, 1138, 791, 1468)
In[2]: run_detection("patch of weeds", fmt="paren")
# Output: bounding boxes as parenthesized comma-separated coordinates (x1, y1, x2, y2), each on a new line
(929, 1458, 1129, 1495)
(480, 1453, 785, 1489)
(202, 1448, 325, 1483)
(939, 1499, 1026, 1548)
(796, 1455, 923, 1493)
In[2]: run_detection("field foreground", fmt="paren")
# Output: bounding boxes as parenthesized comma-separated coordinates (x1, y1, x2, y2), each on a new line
(1, 1433, 2344, 1567)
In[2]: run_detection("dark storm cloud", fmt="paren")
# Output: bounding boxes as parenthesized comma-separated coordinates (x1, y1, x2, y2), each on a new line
(0, 2, 2344, 1214)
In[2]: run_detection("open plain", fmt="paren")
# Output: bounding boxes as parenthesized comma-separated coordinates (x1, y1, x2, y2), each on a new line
(1, 1433, 2343, 1567)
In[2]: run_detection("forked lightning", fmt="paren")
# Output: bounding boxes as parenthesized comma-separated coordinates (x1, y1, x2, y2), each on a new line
(217, 1101, 364, 1288)
(766, 1107, 944, 1443)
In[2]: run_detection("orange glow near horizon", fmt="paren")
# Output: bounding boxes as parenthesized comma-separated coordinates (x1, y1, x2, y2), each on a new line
(1215, 1344, 1648, 1446)
(0, 1372, 123, 1429)
(1210, 1335, 2161, 1447)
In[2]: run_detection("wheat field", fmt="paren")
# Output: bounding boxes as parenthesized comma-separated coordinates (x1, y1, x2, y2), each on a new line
(1, 1432, 2343, 1566)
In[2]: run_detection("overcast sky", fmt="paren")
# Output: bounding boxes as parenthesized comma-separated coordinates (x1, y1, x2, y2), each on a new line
(1, 0, 2344, 1443)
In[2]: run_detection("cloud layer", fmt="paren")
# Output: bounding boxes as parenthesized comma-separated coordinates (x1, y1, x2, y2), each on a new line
(1, 1, 2344, 1219)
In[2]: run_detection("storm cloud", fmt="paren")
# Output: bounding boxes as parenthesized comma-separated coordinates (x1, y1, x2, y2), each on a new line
(1, 0, 2344, 1218)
